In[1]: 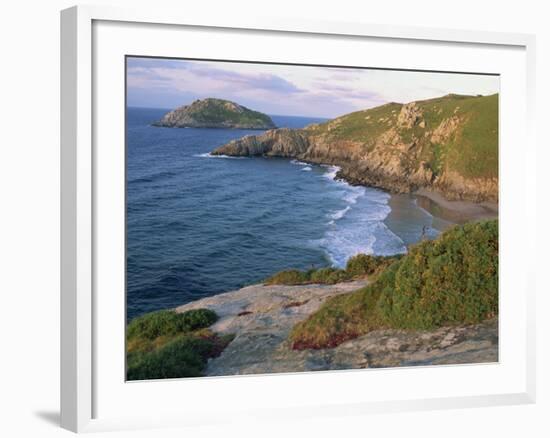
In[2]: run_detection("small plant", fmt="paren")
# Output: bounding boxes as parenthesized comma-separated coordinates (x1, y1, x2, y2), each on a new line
(345, 253, 401, 277)
(127, 332, 234, 380)
(127, 308, 218, 341)
(264, 254, 401, 286)
(309, 267, 350, 284)
(126, 308, 233, 380)
(264, 269, 311, 285)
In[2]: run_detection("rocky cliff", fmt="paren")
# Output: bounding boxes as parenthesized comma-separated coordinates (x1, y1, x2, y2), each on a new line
(153, 98, 276, 129)
(212, 94, 498, 202)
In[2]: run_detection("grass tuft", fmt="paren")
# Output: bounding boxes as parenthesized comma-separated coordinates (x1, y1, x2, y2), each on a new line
(127, 308, 218, 341)
(126, 308, 231, 380)
(264, 253, 401, 286)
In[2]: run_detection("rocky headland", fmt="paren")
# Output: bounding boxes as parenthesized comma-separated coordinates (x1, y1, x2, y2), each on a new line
(175, 280, 497, 376)
(153, 98, 276, 129)
(212, 93, 498, 203)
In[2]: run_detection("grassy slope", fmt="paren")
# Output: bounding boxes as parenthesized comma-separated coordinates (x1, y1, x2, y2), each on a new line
(306, 94, 498, 180)
(126, 308, 234, 380)
(308, 102, 402, 146)
(189, 99, 274, 126)
(290, 220, 498, 350)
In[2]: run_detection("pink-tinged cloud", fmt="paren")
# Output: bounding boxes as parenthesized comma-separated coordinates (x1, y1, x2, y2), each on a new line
(126, 57, 498, 118)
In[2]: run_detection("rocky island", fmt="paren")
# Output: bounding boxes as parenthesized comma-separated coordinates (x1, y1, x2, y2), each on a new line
(153, 98, 277, 129)
(212, 93, 498, 203)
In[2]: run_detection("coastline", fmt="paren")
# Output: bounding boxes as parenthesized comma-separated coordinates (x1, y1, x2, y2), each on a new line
(383, 189, 498, 246)
(314, 160, 498, 234)
(325, 162, 498, 244)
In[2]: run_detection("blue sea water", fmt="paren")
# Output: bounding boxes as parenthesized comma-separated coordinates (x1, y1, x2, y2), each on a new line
(126, 108, 438, 320)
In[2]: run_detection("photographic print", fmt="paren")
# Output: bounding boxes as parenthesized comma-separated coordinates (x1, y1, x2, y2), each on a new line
(125, 57, 498, 381)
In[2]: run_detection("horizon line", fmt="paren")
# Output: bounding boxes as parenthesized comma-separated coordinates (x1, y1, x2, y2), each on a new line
(125, 105, 333, 120)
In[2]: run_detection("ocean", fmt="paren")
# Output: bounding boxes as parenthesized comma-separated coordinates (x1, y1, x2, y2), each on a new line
(126, 108, 441, 320)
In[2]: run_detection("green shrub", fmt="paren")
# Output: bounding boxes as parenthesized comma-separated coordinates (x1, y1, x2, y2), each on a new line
(309, 267, 351, 284)
(345, 253, 401, 277)
(378, 220, 498, 329)
(264, 269, 311, 285)
(127, 333, 234, 380)
(127, 308, 218, 341)
(290, 220, 498, 349)
(264, 254, 400, 286)
(126, 307, 233, 380)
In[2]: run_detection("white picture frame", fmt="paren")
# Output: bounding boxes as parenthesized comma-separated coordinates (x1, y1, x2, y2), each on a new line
(61, 4, 536, 433)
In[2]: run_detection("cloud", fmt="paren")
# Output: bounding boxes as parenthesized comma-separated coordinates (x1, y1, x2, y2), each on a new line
(126, 57, 499, 118)
(127, 58, 190, 70)
(127, 59, 303, 97)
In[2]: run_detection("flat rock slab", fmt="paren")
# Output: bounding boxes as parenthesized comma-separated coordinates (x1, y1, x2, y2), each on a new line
(175, 281, 498, 376)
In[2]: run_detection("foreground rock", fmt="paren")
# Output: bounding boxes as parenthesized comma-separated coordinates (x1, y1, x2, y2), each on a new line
(175, 281, 497, 376)
(153, 98, 276, 129)
(212, 94, 498, 202)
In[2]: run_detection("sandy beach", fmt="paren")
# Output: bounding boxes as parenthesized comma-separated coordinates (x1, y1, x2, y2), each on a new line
(414, 188, 498, 225)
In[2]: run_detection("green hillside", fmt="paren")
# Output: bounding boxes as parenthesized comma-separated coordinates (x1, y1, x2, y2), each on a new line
(308, 93, 498, 180)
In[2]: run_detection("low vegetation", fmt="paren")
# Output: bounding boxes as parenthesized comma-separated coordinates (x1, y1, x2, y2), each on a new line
(127, 308, 218, 341)
(289, 220, 498, 350)
(126, 308, 233, 380)
(264, 253, 402, 286)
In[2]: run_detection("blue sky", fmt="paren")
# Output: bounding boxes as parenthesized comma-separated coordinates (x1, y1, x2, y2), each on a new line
(127, 57, 499, 118)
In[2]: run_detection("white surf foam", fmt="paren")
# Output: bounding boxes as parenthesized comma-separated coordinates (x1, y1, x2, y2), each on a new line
(194, 152, 247, 159)
(315, 164, 405, 266)
(321, 165, 341, 181)
(316, 223, 378, 267)
(342, 186, 366, 204)
(329, 206, 351, 221)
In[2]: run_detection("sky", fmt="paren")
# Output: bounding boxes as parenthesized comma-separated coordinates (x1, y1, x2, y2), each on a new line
(126, 57, 500, 119)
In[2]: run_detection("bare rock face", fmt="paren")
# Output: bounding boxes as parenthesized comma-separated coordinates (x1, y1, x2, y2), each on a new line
(153, 98, 276, 130)
(434, 170, 498, 202)
(431, 116, 461, 144)
(174, 281, 497, 376)
(212, 128, 310, 157)
(397, 102, 424, 129)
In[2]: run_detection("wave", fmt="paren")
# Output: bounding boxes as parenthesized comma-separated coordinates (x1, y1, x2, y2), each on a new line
(301, 166, 312, 171)
(321, 165, 341, 181)
(194, 152, 247, 159)
(315, 224, 378, 268)
(290, 159, 310, 166)
(315, 164, 405, 266)
(329, 206, 351, 221)
(343, 186, 366, 204)
(316, 220, 406, 268)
